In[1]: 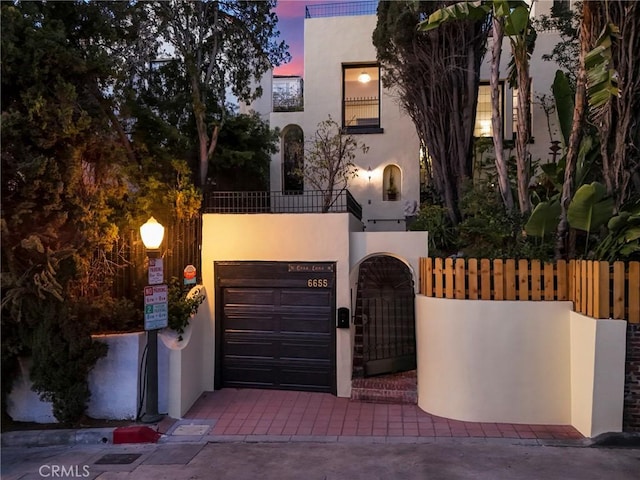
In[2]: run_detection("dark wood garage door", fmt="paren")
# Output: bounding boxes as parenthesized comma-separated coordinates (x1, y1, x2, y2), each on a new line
(215, 261, 336, 393)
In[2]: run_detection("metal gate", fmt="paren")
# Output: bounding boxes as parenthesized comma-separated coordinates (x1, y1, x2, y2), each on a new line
(355, 256, 416, 377)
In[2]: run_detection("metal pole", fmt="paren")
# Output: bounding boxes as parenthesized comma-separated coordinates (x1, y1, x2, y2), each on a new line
(141, 251, 164, 424)
(141, 328, 162, 423)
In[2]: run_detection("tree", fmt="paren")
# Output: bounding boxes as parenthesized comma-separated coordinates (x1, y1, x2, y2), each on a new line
(144, 1, 289, 186)
(420, 0, 536, 215)
(295, 116, 368, 212)
(210, 111, 280, 190)
(374, 1, 489, 223)
(555, 1, 640, 258)
(1, 1, 133, 422)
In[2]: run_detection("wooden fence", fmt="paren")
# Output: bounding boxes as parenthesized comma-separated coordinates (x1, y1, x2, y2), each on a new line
(419, 257, 640, 324)
(108, 217, 202, 299)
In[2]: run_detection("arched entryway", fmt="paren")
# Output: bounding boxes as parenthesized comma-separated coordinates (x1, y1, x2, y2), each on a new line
(352, 255, 416, 378)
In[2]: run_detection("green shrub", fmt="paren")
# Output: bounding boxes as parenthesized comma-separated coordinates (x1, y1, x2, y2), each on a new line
(457, 181, 554, 260)
(29, 301, 108, 424)
(409, 204, 457, 257)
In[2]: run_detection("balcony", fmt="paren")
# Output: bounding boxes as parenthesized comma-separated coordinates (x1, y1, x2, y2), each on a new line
(204, 190, 363, 220)
(273, 76, 304, 112)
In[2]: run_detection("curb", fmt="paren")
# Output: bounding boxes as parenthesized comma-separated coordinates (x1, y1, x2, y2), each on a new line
(3, 428, 636, 449)
(1, 428, 114, 448)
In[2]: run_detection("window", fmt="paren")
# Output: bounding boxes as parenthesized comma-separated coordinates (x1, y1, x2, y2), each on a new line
(512, 84, 533, 139)
(474, 83, 504, 137)
(553, 0, 570, 13)
(342, 64, 382, 133)
(282, 125, 304, 193)
(383, 165, 401, 201)
(273, 76, 303, 112)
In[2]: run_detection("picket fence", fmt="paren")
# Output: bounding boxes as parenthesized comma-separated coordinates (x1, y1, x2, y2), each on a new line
(419, 257, 640, 324)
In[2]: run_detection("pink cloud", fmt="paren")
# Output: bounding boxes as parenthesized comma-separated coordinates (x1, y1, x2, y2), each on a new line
(274, 0, 307, 19)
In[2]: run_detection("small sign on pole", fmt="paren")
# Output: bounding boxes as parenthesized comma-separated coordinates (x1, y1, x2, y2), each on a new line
(148, 258, 164, 285)
(144, 284, 168, 330)
(183, 264, 197, 286)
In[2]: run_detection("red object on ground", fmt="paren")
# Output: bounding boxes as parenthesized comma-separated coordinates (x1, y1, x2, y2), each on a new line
(113, 426, 161, 444)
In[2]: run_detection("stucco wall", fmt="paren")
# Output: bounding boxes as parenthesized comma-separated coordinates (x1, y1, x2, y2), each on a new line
(164, 285, 211, 418)
(569, 312, 626, 436)
(268, 14, 420, 230)
(8, 331, 170, 423)
(349, 231, 428, 290)
(201, 213, 358, 397)
(416, 296, 572, 425)
(415, 296, 628, 437)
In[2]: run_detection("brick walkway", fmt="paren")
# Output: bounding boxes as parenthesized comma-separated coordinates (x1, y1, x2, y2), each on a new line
(184, 389, 583, 440)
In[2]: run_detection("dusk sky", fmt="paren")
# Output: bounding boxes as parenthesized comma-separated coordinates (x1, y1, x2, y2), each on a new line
(273, 0, 346, 77)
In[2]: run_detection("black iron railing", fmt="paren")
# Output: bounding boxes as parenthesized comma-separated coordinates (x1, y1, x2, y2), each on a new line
(204, 190, 362, 220)
(344, 97, 380, 127)
(305, 1, 378, 18)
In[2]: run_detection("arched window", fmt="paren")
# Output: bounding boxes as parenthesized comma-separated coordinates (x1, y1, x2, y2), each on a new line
(282, 125, 304, 194)
(383, 165, 401, 201)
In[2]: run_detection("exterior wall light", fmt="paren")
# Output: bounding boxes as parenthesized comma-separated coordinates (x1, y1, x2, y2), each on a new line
(368, 166, 372, 182)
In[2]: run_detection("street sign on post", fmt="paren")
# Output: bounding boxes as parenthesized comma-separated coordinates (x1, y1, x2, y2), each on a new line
(148, 258, 164, 285)
(144, 284, 168, 330)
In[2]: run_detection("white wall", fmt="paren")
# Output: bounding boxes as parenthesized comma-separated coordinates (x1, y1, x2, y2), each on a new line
(416, 296, 572, 425)
(569, 312, 627, 437)
(8, 331, 170, 423)
(201, 213, 359, 397)
(164, 286, 211, 418)
(350, 231, 429, 291)
(415, 296, 628, 437)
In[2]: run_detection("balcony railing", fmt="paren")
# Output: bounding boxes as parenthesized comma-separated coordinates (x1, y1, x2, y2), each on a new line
(344, 97, 380, 127)
(204, 190, 362, 220)
(305, 1, 378, 18)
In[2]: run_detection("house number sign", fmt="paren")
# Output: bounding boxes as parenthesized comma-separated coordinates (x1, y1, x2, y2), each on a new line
(288, 263, 334, 273)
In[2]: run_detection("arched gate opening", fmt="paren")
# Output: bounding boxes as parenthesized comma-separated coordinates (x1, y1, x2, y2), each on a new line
(352, 255, 416, 378)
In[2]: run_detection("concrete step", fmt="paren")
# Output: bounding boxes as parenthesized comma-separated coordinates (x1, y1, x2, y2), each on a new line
(351, 370, 417, 405)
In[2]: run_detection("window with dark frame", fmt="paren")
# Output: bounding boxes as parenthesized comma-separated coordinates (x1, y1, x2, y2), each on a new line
(342, 64, 382, 133)
(282, 125, 304, 194)
(474, 82, 504, 138)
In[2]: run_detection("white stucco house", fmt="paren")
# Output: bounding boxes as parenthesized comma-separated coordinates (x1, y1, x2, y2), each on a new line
(9, 0, 628, 439)
(194, 0, 625, 438)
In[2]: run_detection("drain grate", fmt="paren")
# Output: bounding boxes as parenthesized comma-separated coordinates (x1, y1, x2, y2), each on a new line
(94, 453, 142, 465)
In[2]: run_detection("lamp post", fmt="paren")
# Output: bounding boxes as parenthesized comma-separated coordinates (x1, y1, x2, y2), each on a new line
(140, 217, 166, 424)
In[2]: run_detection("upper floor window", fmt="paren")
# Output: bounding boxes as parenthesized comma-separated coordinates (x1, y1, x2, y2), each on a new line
(342, 64, 382, 133)
(273, 76, 303, 112)
(282, 125, 304, 194)
(474, 82, 504, 138)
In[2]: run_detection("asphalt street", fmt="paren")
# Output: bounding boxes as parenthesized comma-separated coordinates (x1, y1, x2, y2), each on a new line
(2, 438, 639, 480)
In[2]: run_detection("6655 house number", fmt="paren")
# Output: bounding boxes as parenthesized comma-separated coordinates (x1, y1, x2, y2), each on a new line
(307, 278, 329, 288)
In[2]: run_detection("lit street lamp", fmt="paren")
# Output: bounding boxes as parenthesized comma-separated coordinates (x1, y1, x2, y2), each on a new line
(140, 216, 166, 424)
